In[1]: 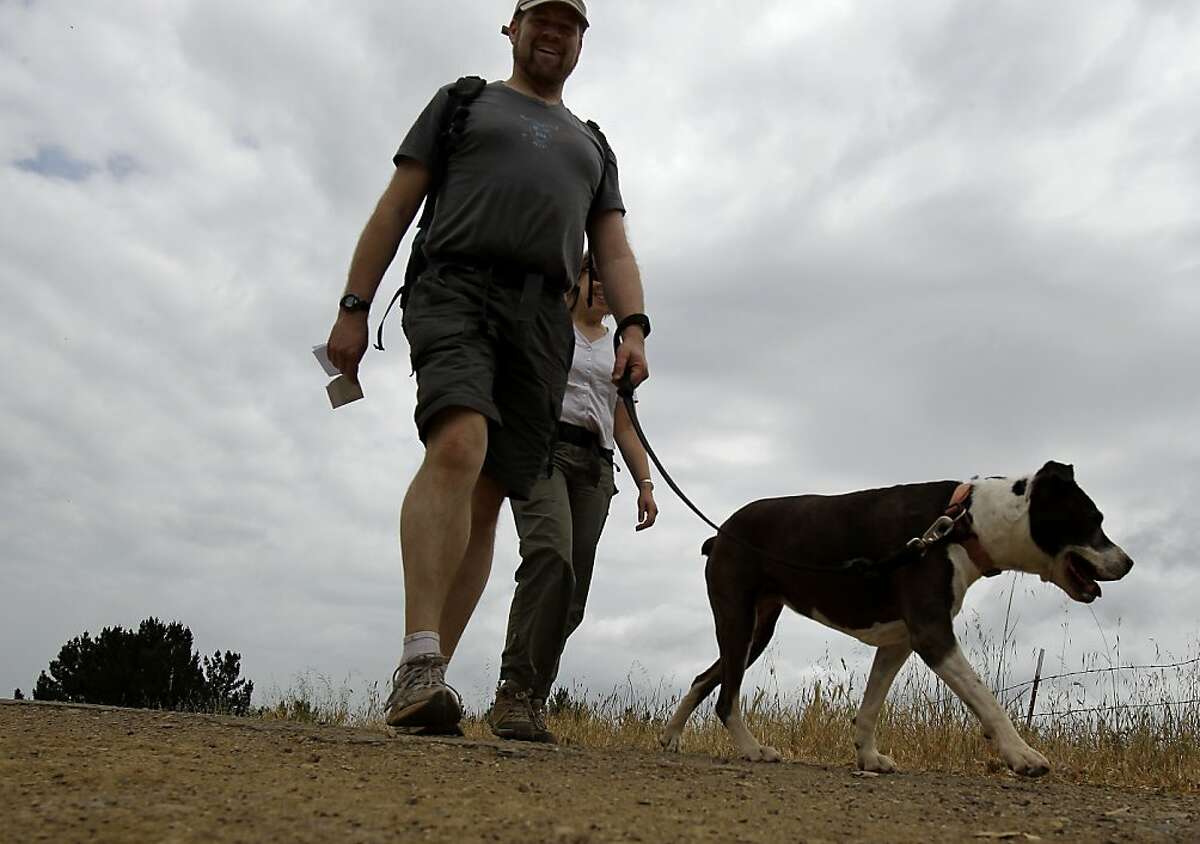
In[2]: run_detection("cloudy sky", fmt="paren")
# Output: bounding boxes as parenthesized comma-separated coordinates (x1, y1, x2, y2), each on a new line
(2, 0, 1198, 715)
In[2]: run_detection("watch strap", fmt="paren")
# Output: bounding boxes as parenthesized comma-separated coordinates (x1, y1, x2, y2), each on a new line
(340, 294, 371, 313)
(616, 313, 651, 341)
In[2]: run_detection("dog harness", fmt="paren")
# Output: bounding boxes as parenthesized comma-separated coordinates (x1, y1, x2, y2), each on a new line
(920, 483, 1002, 578)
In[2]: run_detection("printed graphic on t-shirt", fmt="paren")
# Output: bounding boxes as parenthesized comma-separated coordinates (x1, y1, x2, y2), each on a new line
(520, 115, 560, 150)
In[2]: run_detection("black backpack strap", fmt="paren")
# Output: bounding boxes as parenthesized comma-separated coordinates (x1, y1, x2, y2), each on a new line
(375, 76, 487, 351)
(416, 75, 487, 231)
(584, 119, 613, 308)
(584, 118, 613, 199)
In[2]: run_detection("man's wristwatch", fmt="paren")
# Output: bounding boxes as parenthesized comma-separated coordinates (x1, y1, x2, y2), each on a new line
(638, 479, 654, 490)
(616, 313, 651, 341)
(339, 293, 371, 314)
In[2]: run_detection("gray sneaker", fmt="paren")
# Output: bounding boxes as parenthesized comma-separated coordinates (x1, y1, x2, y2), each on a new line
(384, 655, 462, 730)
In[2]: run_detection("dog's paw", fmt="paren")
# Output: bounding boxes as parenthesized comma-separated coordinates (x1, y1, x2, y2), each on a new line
(1003, 744, 1050, 778)
(856, 751, 897, 774)
(659, 732, 682, 753)
(742, 745, 782, 763)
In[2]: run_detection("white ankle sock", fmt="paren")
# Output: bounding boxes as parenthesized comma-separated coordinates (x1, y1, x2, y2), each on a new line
(402, 631, 442, 664)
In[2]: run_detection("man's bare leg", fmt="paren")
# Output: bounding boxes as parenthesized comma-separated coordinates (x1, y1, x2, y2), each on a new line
(440, 472, 507, 660)
(385, 407, 488, 729)
(399, 408, 489, 635)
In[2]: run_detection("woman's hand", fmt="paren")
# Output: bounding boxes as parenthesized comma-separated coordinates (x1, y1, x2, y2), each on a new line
(636, 486, 658, 531)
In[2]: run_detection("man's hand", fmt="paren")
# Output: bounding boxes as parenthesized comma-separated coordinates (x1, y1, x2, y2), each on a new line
(613, 328, 649, 389)
(587, 210, 649, 390)
(636, 485, 658, 531)
(326, 312, 370, 383)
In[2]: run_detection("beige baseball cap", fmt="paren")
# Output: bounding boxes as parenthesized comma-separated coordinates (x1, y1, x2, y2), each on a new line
(502, 0, 589, 34)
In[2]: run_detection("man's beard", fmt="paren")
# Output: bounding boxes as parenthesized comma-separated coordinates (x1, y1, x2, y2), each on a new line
(514, 39, 578, 87)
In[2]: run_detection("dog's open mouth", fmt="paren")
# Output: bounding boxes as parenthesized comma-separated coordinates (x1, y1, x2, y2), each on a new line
(1062, 552, 1102, 603)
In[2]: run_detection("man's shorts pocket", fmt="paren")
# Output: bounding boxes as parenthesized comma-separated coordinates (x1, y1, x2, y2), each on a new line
(400, 271, 478, 372)
(402, 314, 466, 373)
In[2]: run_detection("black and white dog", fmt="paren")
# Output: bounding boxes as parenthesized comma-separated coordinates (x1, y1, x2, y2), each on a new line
(660, 461, 1133, 777)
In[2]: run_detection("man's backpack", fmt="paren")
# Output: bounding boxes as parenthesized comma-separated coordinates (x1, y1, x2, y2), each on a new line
(374, 77, 614, 350)
(375, 75, 487, 350)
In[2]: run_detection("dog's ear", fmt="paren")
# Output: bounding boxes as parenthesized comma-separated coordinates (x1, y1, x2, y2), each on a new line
(1037, 461, 1075, 483)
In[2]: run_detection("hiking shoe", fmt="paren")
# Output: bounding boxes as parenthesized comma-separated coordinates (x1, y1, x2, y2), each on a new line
(530, 697, 557, 744)
(487, 683, 545, 742)
(384, 654, 462, 730)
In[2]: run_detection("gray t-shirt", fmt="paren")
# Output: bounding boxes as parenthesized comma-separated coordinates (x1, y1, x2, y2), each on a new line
(395, 81, 624, 286)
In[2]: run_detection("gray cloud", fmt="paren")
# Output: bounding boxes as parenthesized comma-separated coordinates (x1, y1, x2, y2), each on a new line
(14, 144, 96, 181)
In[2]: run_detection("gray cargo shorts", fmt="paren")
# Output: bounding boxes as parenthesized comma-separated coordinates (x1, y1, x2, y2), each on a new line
(400, 264, 574, 500)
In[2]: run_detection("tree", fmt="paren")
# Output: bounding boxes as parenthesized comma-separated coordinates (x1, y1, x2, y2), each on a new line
(202, 650, 253, 715)
(12, 689, 24, 700)
(33, 617, 254, 713)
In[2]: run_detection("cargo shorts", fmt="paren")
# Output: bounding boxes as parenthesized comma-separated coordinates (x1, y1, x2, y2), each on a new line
(400, 264, 575, 500)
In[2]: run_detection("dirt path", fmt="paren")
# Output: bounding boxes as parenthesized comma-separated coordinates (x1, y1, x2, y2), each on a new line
(2, 701, 1197, 843)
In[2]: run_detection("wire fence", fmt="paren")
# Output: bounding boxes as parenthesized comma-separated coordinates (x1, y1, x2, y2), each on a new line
(1028, 698, 1200, 720)
(999, 656, 1200, 697)
(992, 654, 1200, 724)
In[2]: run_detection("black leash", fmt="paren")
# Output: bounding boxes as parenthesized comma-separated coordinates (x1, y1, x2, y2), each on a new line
(612, 330, 961, 576)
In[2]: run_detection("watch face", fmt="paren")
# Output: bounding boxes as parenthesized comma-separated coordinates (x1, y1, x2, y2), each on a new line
(341, 295, 362, 310)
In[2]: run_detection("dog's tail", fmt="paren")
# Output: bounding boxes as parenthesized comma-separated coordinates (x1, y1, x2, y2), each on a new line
(700, 536, 717, 557)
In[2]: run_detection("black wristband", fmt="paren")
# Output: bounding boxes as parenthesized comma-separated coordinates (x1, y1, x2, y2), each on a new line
(616, 313, 651, 341)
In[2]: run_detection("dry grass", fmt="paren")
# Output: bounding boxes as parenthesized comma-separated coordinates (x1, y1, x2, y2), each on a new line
(259, 671, 380, 727)
(262, 640, 1200, 794)
(516, 667, 1200, 793)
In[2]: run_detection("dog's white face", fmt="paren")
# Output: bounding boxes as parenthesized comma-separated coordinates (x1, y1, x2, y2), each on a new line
(1025, 461, 1134, 603)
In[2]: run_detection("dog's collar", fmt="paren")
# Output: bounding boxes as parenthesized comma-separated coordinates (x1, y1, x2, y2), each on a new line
(946, 483, 1002, 578)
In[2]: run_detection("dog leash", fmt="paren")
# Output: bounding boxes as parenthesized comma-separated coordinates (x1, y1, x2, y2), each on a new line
(612, 332, 970, 576)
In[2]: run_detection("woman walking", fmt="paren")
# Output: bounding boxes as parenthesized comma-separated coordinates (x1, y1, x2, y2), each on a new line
(487, 253, 659, 742)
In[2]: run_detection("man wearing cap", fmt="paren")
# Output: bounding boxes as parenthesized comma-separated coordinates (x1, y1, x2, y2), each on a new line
(325, 0, 650, 735)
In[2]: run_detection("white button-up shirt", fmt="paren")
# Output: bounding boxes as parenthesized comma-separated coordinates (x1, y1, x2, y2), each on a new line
(559, 324, 618, 450)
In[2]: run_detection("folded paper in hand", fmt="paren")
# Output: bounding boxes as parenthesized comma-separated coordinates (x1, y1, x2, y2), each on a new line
(326, 375, 364, 409)
(312, 344, 340, 377)
(313, 344, 364, 409)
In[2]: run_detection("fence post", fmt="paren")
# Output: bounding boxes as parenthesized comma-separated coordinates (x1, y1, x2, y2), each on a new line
(1025, 648, 1046, 730)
